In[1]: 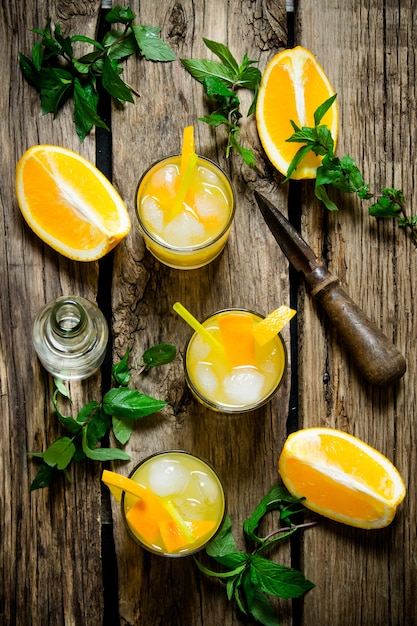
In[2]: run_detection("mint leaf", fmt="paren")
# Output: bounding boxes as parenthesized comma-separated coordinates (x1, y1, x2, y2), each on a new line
(105, 5, 136, 24)
(112, 416, 134, 445)
(314, 93, 337, 125)
(212, 552, 249, 569)
(180, 58, 235, 85)
(203, 38, 239, 74)
(142, 343, 176, 369)
(85, 408, 111, 448)
(206, 515, 237, 557)
(103, 30, 137, 61)
(246, 584, 279, 626)
(132, 25, 176, 62)
(73, 78, 109, 142)
(39, 68, 73, 115)
(369, 195, 402, 218)
(229, 133, 256, 168)
(20, 14, 175, 140)
(112, 347, 131, 386)
(53, 378, 70, 399)
(314, 184, 339, 211)
(102, 56, 135, 103)
(75, 401, 99, 423)
(283, 144, 313, 183)
(196, 491, 315, 623)
(243, 484, 305, 542)
(29, 344, 174, 491)
(103, 387, 167, 418)
(249, 555, 315, 599)
(181, 39, 260, 165)
(43, 437, 76, 470)
(81, 428, 130, 462)
(30, 462, 61, 491)
(283, 96, 415, 244)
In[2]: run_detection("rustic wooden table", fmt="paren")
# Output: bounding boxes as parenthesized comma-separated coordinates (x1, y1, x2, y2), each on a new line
(2, 1, 416, 624)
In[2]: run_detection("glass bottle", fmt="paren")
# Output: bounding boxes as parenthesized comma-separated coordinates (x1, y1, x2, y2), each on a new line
(32, 295, 109, 380)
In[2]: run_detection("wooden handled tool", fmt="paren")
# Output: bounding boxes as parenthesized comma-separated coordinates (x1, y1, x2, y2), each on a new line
(254, 191, 406, 386)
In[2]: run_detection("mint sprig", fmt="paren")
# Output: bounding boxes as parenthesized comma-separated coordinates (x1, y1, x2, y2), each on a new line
(19, 6, 176, 141)
(195, 485, 316, 625)
(180, 39, 262, 167)
(284, 95, 417, 245)
(29, 344, 176, 490)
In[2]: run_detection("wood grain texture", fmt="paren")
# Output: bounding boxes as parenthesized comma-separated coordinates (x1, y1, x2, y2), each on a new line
(0, 2, 104, 625)
(296, 1, 417, 624)
(110, 1, 290, 624)
(2, 0, 416, 624)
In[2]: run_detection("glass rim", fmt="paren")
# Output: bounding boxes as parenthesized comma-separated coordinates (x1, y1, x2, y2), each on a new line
(135, 154, 236, 253)
(121, 449, 227, 558)
(184, 307, 288, 413)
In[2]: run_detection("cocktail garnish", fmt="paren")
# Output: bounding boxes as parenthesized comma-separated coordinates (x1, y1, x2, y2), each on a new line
(162, 499, 195, 542)
(253, 305, 296, 346)
(102, 469, 191, 538)
(102, 469, 157, 502)
(169, 126, 198, 220)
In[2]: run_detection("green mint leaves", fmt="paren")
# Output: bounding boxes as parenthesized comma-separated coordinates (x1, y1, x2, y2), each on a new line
(20, 17, 260, 162)
(19, 6, 176, 141)
(29, 344, 176, 490)
(285, 95, 417, 245)
(181, 39, 262, 167)
(195, 485, 316, 625)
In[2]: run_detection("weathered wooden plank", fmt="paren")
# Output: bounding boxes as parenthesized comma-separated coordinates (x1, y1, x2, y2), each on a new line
(0, 2, 104, 624)
(296, 1, 417, 624)
(110, 1, 292, 624)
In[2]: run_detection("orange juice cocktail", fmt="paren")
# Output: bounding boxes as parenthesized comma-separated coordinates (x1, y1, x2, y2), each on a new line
(135, 155, 235, 269)
(122, 451, 226, 556)
(185, 308, 287, 413)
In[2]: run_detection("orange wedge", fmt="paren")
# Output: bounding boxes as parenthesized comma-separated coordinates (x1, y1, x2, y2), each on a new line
(180, 125, 197, 176)
(16, 145, 131, 261)
(218, 313, 255, 367)
(102, 469, 159, 503)
(256, 46, 338, 179)
(159, 519, 217, 553)
(126, 498, 172, 545)
(253, 305, 296, 346)
(278, 428, 406, 529)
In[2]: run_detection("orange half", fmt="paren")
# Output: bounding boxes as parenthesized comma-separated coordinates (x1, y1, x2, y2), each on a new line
(278, 428, 406, 529)
(256, 46, 338, 179)
(16, 144, 131, 261)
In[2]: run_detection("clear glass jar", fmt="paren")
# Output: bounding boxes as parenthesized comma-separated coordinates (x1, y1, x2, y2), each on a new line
(32, 295, 108, 380)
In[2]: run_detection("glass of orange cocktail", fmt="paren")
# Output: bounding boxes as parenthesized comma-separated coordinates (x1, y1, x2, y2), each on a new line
(184, 308, 288, 413)
(121, 450, 226, 557)
(135, 150, 235, 269)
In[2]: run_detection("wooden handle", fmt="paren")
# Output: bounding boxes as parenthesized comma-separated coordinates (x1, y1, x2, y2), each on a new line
(307, 266, 406, 386)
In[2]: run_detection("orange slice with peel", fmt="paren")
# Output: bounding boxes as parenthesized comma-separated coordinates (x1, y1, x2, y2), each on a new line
(102, 469, 195, 548)
(180, 125, 197, 176)
(126, 497, 172, 545)
(102, 469, 159, 503)
(253, 305, 296, 346)
(218, 313, 255, 367)
(278, 428, 406, 529)
(256, 46, 338, 179)
(16, 145, 131, 261)
(170, 126, 198, 219)
(159, 519, 217, 553)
